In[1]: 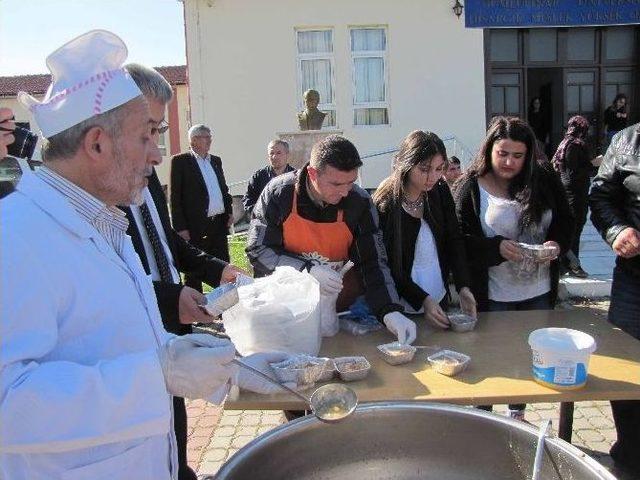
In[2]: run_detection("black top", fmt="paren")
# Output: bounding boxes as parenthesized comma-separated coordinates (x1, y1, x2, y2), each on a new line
(528, 110, 550, 142)
(242, 164, 295, 215)
(246, 165, 404, 319)
(169, 152, 233, 238)
(377, 180, 471, 311)
(453, 172, 574, 312)
(556, 142, 593, 199)
(604, 106, 628, 133)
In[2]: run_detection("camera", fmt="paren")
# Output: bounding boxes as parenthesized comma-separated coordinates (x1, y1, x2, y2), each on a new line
(7, 126, 38, 160)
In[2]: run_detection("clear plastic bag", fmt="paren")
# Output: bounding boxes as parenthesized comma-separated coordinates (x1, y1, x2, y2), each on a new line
(319, 260, 354, 338)
(319, 293, 339, 337)
(222, 266, 321, 356)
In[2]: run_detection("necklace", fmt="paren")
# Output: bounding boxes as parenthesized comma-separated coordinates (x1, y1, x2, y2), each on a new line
(402, 194, 424, 213)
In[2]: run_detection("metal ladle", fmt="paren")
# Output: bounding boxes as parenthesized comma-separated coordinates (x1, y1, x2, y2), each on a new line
(232, 358, 358, 423)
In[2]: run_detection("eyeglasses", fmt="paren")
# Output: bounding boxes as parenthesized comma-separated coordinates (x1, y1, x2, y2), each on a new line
(152, 120, 169, 135)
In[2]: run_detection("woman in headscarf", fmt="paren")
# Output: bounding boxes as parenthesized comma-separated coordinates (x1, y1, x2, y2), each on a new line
(552, 115, 593, 278)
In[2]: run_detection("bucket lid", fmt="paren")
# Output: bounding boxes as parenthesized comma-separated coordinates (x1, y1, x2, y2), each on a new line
(528, 328, 597, 354)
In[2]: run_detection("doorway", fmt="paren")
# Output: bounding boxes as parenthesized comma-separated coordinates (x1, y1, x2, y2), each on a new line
(485, 26, 639, 155)
(527, 68, 563, 156)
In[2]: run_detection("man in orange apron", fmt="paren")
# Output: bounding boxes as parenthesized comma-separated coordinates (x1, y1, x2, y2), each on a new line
(247, 135, 416, 345)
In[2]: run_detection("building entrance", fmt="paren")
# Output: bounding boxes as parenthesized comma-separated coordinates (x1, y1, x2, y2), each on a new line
(486, 26, 639, 155)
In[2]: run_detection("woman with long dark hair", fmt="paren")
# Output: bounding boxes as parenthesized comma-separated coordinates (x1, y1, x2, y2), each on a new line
(453, 117, 573, 420)
(552, 115, 592, 277)
(373, 131, 476, 328)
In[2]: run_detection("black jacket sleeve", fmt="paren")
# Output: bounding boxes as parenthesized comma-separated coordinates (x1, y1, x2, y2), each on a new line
(377, 206, 427, 311)
(439, 183, 471, 291)
(242, 170, 262, 215)
(589, 136, 634, 246)
(453, 177, 506, 268)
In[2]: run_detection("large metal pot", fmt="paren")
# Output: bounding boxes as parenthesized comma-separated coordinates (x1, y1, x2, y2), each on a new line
(215, 403, 615, 480)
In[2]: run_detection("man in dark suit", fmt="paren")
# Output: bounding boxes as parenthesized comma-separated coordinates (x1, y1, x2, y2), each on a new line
(121, 64, 245, 480)
(170, 124, 233, 292)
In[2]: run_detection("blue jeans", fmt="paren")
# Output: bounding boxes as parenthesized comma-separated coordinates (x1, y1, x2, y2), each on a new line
(608, 266, 640, 472)
(486, 292, 553, 412)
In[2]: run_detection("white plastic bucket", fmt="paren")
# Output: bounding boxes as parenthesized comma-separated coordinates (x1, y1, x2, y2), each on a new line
(528, 328, 597, 390)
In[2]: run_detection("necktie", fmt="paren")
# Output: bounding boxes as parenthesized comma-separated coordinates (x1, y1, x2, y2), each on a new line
(139, 202, 174, 283)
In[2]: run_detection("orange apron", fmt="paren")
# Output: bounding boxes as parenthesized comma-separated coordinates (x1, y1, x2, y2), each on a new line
(282, 189, 362, 310)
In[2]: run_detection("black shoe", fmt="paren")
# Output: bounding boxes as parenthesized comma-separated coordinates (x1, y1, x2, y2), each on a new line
(569, 266, 589, 278)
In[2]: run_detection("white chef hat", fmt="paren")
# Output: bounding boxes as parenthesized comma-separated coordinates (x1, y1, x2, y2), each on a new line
(18, 30, 142, 139)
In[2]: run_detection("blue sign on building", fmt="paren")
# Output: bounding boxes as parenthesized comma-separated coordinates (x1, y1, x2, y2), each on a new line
(465, 0, 640, 28)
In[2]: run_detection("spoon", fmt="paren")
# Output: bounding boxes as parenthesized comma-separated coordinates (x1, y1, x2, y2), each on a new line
(232, 358, 358, 423)
(531, 419, 552, 480)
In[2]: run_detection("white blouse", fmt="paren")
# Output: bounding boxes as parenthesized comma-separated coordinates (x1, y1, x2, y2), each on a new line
(479, 185, 552, 303)
(401, 218, 446, 313)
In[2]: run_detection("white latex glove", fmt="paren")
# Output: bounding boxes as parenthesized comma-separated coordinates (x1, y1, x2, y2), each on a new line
(309, 265, 343, 295)
(157, 333, 237, 400)
(236, 351, 297, 394)
(383, 311, 417, 345)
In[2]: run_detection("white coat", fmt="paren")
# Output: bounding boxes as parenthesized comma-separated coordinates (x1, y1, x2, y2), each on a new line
(0, 173, 178, 480)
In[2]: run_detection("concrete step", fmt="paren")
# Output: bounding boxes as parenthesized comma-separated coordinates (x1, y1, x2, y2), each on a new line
(559, 275, 612, 299)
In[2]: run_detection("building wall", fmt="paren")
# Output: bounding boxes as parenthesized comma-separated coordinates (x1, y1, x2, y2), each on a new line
(184, 0, 486, 193)
(157, 83, 190, 188)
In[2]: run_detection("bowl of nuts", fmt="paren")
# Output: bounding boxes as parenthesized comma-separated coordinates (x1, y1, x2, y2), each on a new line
(427, 350, 470, 377)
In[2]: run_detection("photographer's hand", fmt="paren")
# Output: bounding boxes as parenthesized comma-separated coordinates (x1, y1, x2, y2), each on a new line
(0, 108, 15, 158)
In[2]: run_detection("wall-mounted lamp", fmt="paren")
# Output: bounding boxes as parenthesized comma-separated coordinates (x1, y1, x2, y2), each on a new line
(452, 0, 464, 18)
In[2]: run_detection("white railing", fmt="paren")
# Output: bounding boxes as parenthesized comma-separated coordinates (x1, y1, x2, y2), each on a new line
(357, 134, 476, 188)
(228, 134, 476, 192)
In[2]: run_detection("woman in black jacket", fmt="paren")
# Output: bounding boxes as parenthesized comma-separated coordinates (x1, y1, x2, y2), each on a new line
(453, 116, 573, 313)
(453, 116, 573, 420)
(373, 130, 476, 328)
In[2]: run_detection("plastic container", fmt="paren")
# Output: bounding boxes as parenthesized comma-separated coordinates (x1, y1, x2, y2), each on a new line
(319, 294, 339, 337)
(427, 350, 470, 376)
(204, 283, 239, 317)
(448, 313, 477, 333)
(377, 342, 416, 365)
(271, 355, 325, 385)
(528, 328, 597, 390)
(334, 356, 371, 382)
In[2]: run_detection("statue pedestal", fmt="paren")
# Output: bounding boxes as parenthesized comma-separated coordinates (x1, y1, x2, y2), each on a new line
(277, 130, 343, 170)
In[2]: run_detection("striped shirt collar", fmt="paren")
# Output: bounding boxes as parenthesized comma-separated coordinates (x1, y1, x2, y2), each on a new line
(36, 166, 129, 254)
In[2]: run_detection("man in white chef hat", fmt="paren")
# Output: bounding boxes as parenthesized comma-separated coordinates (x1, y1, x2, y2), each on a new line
(0, 30, 290, 480)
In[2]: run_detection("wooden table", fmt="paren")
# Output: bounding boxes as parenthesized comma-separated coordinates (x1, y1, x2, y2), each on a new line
(228, 309, 640, 441)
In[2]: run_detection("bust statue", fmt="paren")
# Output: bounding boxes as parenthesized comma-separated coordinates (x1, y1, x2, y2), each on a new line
(297, 89, 326, 131)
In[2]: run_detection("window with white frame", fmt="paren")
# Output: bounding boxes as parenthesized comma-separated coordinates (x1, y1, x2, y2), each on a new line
(350, 27, 388, 126)
(296, 29, 336, 127)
